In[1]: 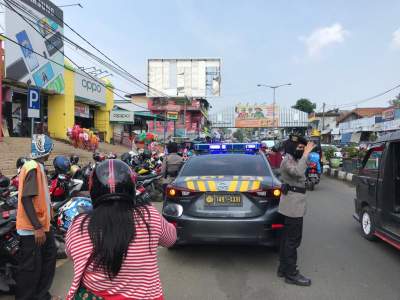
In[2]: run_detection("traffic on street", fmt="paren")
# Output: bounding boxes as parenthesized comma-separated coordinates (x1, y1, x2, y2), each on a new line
(1, 1, 400, 300)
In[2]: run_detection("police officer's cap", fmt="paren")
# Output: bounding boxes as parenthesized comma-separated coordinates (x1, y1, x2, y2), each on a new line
(289, 134, 307, 145)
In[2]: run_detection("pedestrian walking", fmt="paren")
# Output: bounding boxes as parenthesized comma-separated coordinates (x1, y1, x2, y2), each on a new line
(16, 134, 60, 300)
(277, 134, 315, 286)
(66, 159, 177, 299)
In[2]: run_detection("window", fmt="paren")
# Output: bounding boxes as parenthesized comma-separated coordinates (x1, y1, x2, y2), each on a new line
(362, 146, 384, 174)
(181, 154, 270, 176)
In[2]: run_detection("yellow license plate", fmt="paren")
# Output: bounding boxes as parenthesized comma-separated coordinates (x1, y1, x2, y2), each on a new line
(204, 193, 242, 207)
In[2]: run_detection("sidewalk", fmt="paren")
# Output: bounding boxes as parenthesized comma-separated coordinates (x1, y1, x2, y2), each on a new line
(323, 165, 355, 184)
(0, 137, 130, 177)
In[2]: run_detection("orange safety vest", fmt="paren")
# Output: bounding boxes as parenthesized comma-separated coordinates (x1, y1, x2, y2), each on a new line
(16, 160, 51, 232)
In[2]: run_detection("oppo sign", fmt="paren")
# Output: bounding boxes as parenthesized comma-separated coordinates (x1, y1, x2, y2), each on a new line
(75, 73, 106, 105)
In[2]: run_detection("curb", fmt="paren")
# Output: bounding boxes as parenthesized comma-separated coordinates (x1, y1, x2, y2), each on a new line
(323, 166, 355, 184)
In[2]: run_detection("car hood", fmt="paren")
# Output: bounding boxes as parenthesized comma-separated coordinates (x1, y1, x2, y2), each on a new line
(173, 175, 278, 192)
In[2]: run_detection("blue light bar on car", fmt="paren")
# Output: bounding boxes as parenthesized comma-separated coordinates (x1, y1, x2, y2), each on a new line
(194, 143, 260, 154)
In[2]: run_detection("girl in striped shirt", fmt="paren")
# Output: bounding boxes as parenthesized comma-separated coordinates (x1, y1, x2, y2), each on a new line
(66, 159, 177, 300)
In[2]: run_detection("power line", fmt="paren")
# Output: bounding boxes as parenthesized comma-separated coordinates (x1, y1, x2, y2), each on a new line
(326, 83, 400, 110)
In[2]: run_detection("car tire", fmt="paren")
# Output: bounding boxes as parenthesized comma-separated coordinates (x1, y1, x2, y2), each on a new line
(360, 207, 377, 241)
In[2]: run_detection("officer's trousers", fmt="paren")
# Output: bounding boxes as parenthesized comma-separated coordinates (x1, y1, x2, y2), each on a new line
(278, 216, 303, 276)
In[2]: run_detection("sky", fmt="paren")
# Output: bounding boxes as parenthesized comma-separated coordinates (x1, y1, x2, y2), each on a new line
(19, 0, 400, 112)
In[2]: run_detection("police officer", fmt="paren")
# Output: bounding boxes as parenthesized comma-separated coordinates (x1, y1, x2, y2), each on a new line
(277, 134, 315, 286)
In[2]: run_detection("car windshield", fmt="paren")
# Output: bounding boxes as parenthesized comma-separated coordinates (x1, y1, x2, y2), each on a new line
(180, 154, 270, 176)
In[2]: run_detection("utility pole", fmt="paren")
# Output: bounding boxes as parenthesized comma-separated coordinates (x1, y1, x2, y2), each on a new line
(322, 102, 326, 131)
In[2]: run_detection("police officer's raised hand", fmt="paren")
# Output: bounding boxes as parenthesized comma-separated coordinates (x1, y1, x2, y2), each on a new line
(303, 142, 315, 157)
(34, 228, 46, 246)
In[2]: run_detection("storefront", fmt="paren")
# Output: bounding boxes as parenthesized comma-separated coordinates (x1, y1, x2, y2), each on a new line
(110, 101, 167, 146)
(47, 64, 114, 142)
(2, 81, 51, 137)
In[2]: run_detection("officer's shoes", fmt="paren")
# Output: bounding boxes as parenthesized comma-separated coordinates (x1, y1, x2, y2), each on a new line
(284, 272, 312, 286)
(277, 269, 284, 278)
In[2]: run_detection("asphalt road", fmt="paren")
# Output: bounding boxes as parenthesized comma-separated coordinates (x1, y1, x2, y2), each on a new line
(3, 176, 400, 300)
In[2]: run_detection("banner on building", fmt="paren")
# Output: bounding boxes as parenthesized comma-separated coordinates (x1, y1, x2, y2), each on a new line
(5, 0, 65, 94)
(234, 103, 279, 128)
(75, 103, 90, 118)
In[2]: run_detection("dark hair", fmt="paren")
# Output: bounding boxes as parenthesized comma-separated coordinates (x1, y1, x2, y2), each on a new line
(81, 196, 151, 279)
(167, 142, 178, 153)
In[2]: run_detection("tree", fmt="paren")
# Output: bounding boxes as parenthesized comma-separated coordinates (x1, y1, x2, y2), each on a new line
(389, 93, 400, 107)
(292, 98, 316, 114)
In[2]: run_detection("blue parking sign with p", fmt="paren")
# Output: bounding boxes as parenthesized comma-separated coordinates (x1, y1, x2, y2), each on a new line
(28, 88, 40, 118)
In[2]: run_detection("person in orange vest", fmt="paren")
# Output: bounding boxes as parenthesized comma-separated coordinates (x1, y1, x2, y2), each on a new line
(16, 134, 60, 300)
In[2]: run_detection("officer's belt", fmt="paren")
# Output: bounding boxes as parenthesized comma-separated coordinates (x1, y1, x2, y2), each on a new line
(288, 186, 306, 194)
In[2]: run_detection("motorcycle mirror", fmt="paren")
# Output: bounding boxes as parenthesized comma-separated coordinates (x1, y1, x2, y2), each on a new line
(58, 174, 67, 180)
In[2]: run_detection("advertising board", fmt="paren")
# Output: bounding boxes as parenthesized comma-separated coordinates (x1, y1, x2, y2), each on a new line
(75, 72, 106, 105)
(147, 59, 221, 97)
(235, 103, 279, 128)
(75, 103, 90, 118)
(5, 0, 65, 94)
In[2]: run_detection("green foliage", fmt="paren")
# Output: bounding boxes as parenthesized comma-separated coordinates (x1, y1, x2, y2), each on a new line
(389, 94, 400, 107)
(292, 98, 317, 113)
(343, 146, 367, 160)
(323, 146, 336, 161)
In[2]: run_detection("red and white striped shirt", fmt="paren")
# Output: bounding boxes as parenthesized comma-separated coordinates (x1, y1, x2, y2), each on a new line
(65, 205, 177, 300)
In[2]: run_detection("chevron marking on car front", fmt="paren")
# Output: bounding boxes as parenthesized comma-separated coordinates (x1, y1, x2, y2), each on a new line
(186, 181, 195, 190)
(239, 181, 249, 191)
(197, 181, 207, 191)
(207, 181, 217, 191)
(228, 181, 239, 192)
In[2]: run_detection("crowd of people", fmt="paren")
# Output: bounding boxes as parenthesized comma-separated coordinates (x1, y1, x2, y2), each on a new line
(14, 133, 317, 299)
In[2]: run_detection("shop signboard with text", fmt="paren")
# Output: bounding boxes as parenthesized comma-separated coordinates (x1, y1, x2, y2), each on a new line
(5, 0, 65, 94)
(75, 103, 90, 118)
(235, 103, 279, 128)
(75, 73, 106, 105)
(110, 110, 135, 123)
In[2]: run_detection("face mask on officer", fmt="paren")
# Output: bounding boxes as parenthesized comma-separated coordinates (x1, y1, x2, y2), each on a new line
(293, 144, 305, 160)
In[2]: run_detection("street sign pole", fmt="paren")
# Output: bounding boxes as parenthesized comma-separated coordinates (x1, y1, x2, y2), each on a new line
(28, 88, 40, 137)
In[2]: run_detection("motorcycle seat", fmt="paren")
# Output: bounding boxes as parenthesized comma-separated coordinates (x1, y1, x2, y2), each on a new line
(0, 220, 14, 235)
(137, 174, 158, 181)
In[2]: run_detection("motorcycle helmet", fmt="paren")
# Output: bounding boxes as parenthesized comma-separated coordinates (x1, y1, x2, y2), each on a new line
(120, 152, 132, 165)
(89, 159, 136, 207)
(53, 156, 71, 175)
(0, 175, 10, 188)
(107, 153, 117, 159)
(30, 134, 54, 159)
(93, 152, 106, 162)
(70, 155, 79, 165)
(16, 157, 28, 170)
(141, 149, 152, 160)
(57, 197, 92, 232)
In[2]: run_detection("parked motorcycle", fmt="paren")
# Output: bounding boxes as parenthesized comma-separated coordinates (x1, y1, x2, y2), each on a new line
(306, 152, 322, 191)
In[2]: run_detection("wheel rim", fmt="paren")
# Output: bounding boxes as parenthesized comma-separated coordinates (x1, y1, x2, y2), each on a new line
(362, 212, 371, 234)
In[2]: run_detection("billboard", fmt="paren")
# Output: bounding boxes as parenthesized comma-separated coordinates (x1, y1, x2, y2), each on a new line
(235, 103, 279, 128)
(5, 0, 64, 94)
(147, 59, 221, 97)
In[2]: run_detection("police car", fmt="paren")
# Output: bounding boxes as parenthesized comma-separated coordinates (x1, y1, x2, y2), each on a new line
(162, 143, 283, 247)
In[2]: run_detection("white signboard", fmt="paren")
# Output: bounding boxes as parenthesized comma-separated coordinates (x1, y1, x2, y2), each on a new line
(148, 59, 221, 97)
(110, 110, 135, 123)
(75, 73, 106, 105)
(5, 0, 65, 94)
